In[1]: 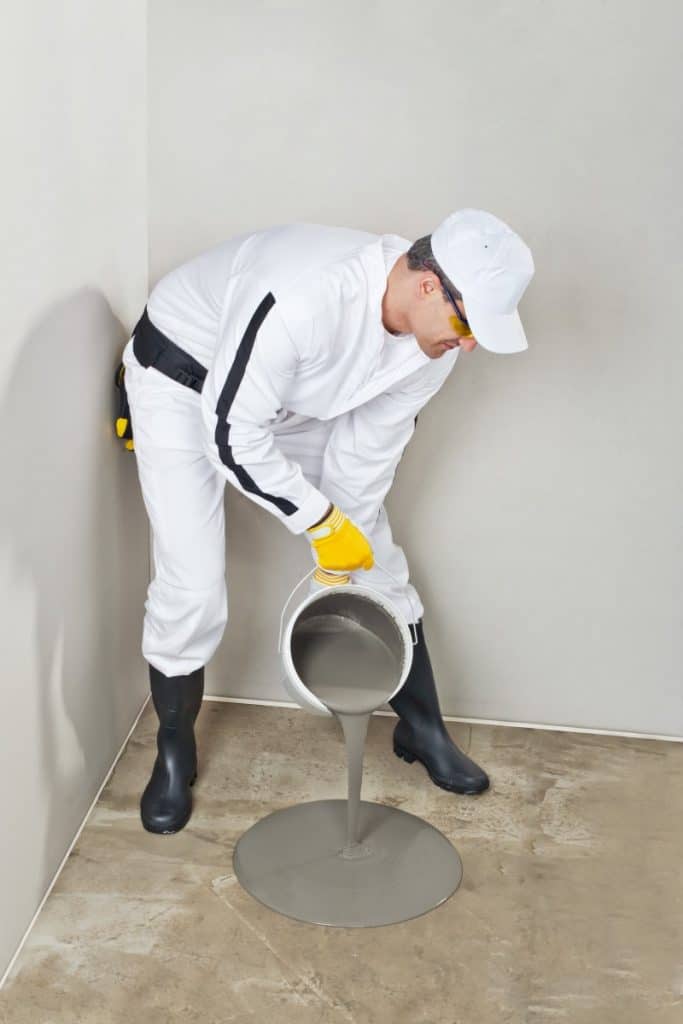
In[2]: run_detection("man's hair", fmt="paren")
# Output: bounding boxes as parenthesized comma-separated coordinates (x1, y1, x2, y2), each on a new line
(405, 234, 462, 303)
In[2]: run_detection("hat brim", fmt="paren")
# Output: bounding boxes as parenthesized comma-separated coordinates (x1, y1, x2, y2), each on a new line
(463, 298, 529, 354)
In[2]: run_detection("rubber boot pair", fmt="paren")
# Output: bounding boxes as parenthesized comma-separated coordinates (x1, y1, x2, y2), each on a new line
(389, 619, 489, 795)
(140, 664, 204, 834)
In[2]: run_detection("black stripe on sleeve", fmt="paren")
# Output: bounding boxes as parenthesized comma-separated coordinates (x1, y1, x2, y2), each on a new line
(214, 292, 299, 516)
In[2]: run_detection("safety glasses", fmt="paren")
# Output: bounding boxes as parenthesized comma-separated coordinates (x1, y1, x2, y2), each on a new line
(441, 280, 473, 338)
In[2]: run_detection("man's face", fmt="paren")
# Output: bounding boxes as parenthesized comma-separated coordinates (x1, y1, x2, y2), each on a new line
(410, 275, 479, 359)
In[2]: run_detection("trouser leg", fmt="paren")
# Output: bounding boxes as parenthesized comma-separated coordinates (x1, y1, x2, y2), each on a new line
(305, 503, 425, 624)
(122, 335, 229, 830)
(346, 504, 424, 624)
(122, 337, 228, 676)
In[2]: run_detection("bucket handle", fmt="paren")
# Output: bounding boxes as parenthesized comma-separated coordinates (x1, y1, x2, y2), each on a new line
(277, 561, 419, 654)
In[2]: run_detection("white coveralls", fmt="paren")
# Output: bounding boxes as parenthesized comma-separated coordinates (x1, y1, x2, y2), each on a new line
(121, 223, 460, 677)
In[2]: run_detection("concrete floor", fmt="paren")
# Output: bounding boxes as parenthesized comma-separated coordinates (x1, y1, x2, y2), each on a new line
(1, 700, 682, 1023)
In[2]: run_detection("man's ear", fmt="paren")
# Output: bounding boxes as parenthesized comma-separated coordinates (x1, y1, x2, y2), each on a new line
(419, 273, 438, 299)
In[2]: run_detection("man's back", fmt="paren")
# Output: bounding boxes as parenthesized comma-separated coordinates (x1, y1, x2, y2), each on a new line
(147, 223, 379, 367)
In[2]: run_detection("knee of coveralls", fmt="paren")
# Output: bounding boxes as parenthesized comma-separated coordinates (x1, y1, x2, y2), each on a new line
(142, 571, 228, 678)
(273, 415, 425, 626)
(308, 504, 425, 625)
(122, 338, 229, 677)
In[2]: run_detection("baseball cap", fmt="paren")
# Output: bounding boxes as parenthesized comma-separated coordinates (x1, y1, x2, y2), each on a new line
(431, 208, 535, 353)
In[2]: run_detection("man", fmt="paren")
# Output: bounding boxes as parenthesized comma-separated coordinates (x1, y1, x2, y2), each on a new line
(117, 207, 535, 834)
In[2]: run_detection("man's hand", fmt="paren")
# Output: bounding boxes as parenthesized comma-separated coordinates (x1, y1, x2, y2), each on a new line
(306, 503, 374, 572)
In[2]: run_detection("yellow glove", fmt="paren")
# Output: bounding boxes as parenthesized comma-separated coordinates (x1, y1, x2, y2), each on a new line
(306, 504, 374, 578)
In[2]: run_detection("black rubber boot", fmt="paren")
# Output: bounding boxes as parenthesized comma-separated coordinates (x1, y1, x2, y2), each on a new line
(389, 619, 489, 795)
(140, 664, 205, 834)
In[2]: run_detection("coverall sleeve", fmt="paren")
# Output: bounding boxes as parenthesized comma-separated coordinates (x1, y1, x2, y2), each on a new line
(201, 294, 331, 534)
(317, 361, 455, 536)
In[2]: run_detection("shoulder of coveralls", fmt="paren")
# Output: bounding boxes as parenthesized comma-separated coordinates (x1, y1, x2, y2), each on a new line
(273, 237, 384, 357)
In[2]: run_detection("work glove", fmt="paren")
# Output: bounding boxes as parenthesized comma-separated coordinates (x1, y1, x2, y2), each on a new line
(306, 504, 374, 581)
(114, 362, 135, 451)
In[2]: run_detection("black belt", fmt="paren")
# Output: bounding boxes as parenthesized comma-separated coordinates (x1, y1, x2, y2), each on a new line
(132, 306, 208, 394)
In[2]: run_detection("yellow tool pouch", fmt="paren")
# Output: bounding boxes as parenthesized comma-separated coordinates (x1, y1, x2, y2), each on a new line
(114, 361, 135, 451)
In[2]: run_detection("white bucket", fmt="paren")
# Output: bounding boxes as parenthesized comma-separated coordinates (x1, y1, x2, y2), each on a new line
(278, 563, 418, 718)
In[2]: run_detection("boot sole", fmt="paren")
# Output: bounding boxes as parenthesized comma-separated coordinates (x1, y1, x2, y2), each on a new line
(141, 814, 191, 835)
(393, 742, 488, 796)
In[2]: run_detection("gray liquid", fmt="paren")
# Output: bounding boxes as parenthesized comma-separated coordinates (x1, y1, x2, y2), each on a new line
(291, 615, 401, 714)
(336, 710, 371, 854)
(232, 798, 463, 927)
(291, 614, 402, 853)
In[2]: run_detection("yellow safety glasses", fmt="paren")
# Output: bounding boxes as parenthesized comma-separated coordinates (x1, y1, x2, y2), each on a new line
(441, 280, 473, 338)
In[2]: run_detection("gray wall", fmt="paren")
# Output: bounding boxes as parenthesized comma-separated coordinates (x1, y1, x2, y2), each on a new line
(0, 3, 149, 980)
(148, 0, 682, 737)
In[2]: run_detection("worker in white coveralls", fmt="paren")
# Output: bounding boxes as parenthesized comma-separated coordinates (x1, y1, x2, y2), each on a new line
(115, 208, 535, 834)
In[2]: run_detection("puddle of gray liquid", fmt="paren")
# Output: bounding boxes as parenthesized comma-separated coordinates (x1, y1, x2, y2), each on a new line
(231, 610, 463, 927)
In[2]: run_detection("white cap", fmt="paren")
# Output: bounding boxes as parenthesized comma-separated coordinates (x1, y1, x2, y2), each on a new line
(431, 208, 535, 354)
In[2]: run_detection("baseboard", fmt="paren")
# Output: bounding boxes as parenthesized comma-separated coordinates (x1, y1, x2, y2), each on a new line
(202, 693, 683, 744)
